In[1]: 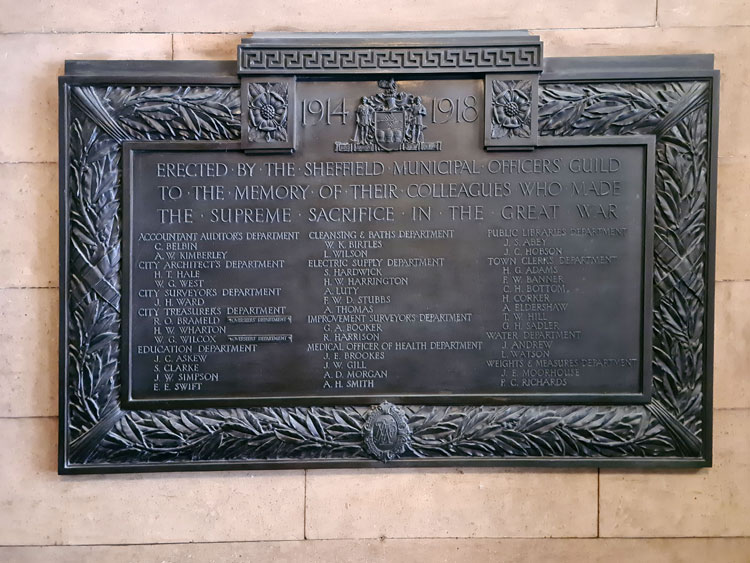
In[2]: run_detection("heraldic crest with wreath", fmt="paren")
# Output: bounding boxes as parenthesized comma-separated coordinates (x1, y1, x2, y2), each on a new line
(335, 78, 442, 153)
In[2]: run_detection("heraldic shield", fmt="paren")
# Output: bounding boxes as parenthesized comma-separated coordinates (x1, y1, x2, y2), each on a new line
(374, 110, 406, 151)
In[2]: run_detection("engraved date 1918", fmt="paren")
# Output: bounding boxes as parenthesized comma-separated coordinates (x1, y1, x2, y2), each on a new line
(431, 96, 478, 124)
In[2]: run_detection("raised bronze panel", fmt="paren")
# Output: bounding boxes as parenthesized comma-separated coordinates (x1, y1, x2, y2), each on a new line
(122, 136, 654, 408)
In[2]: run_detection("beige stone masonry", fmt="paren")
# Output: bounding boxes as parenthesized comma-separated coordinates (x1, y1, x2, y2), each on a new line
(1, 0, 657, 33)
(0, 417, 306, 545)
(716, 158, 750, 281)
(172, 33, 245, 61)
(305, 467, 597, 539)
(0, 34, 172, 163)
(0, 1, 747, 558)
(2, 537, 750, 563)
(0, 289, 57, 418)
(600, 409, 750, 537)
(0, 164, 58, 288)
(659, 0, 750, 27)
(713, 282, 750, 409)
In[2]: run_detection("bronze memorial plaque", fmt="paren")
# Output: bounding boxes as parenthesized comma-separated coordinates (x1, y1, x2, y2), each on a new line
(59, 32, 718, 472)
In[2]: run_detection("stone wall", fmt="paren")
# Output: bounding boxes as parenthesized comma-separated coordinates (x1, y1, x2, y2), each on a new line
(1, 1, 748, 561)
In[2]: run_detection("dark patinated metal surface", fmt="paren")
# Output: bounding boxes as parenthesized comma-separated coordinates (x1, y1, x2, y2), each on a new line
(122, 134, 654, 408)
(58, 32, 718, 473)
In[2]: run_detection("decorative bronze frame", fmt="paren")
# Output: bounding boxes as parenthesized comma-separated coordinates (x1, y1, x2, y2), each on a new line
(59, 34, 718, 473)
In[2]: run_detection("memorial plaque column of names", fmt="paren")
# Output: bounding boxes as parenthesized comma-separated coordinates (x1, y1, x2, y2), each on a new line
(58, 32, 718, 472)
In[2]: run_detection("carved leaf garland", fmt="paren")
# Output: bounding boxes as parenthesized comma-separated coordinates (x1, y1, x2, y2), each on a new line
(72, 85, 241, 142)
(67, 116, 122, 458)
(63, 80, 711, 466)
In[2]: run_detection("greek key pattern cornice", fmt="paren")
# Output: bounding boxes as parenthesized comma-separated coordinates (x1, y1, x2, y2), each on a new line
(238, 46, 542, 74)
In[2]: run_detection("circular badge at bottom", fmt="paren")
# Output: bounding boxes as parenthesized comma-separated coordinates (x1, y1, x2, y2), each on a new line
(363, 402, 411, 462)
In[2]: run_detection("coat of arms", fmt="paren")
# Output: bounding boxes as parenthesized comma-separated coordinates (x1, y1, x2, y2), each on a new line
(335, 79, 441, 153)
